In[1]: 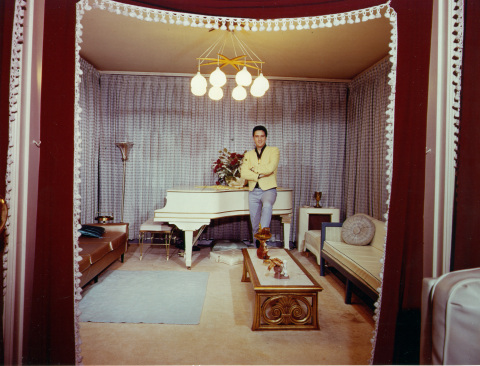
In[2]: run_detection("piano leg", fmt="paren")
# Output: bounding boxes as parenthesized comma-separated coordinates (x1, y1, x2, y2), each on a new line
(184, 230, 193, 269)
(171, 220, 210, 269)
(281, 214, 292, 250)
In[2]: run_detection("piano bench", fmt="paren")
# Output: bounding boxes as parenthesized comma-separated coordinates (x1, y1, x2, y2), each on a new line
(139, 218, 173, 261)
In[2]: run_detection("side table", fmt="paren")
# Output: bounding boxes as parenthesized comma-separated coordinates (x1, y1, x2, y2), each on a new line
(297, 206, 340, 252)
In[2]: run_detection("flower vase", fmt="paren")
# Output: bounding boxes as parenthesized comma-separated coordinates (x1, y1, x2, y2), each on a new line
(228, 177, 246, 187)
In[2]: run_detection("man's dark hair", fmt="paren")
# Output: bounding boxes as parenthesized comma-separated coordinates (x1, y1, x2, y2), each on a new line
(252, 125, 268, 137)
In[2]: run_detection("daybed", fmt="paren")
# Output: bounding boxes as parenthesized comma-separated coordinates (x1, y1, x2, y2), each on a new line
(78, 223, 129, 287)
(304, 214, 385, 304)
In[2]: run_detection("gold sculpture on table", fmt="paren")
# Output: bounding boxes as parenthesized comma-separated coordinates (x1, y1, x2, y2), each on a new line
(314, 191, 322, 208)
(267, 257, 290, 279)
(255, 225, 290, 279)
(255, 225, 271, 260)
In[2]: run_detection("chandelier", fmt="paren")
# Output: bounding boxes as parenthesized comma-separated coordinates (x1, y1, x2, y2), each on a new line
(190, 30, 270, 101)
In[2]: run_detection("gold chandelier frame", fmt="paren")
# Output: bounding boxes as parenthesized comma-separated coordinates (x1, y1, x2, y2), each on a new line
(191, 30, 269, 101)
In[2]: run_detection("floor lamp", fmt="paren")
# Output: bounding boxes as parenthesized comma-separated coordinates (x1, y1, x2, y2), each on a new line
(115, 142, 134, 223)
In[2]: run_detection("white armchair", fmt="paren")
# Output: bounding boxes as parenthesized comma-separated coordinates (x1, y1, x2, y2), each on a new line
(420, 268, 480, 365)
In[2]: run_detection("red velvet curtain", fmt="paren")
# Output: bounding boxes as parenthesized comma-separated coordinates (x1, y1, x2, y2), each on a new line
(376, 2, 432, 362)
(117, 0, 385, 18)
(0, 0, 434, 364)
(26, 1, 77, 364)
(452, 0, 480, 271)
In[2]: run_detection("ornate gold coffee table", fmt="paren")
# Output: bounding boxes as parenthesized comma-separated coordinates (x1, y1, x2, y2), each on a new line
(241, 248, 323, 331)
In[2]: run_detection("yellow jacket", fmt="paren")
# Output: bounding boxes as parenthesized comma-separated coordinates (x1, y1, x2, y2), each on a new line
(240, 146, 280, 191)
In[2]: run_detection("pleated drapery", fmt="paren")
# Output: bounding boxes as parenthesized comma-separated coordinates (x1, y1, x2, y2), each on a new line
(345, 58, 390, 219)
(79, 60, 102, 222)
(79, 57, 389, 242)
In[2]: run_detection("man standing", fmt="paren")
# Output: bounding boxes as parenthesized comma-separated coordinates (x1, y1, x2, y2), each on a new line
(241, 126, 280, 247)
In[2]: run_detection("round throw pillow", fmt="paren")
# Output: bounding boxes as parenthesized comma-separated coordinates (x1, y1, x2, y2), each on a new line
(341, 214, 375, 246)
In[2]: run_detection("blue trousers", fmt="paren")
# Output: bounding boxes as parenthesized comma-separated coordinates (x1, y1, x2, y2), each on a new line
(248, 188, 277, 242)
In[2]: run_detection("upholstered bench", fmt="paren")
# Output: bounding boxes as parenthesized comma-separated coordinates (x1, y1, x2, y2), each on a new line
(139, 218, 173, 260)
(78, 223, 129, 287)
(305, 214, 385, 304)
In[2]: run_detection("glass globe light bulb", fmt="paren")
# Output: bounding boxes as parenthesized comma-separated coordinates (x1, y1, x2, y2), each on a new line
(255, 73, 270, 92)
(191, 85, 207, 96)
(235, 66, 252, 87)
(191, 71, 207, 90)
(208, 86, 223, 100)
(232, 85, 247, 101)
(250, 80, 266, 97)
(209, 67, 227, 87)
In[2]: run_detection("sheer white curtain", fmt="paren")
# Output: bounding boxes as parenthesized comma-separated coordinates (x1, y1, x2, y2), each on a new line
(79, 58, 350, 241)
(344, 57, 391, 220)
(79, 59, 101, 223)
(80, 56, 390, 239)
(79, 57, 391, 242)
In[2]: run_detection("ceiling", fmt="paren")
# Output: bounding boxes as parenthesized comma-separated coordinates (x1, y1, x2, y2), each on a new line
(79, 7, 392, 80)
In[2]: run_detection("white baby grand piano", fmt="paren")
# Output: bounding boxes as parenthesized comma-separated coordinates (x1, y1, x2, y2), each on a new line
(154, 186, 293, 269)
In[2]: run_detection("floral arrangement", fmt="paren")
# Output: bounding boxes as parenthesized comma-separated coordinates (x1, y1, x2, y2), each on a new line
(212, 148, 246, 185)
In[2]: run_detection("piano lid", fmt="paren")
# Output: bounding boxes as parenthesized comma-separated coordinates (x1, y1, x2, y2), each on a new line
(154, 186, 293, 220)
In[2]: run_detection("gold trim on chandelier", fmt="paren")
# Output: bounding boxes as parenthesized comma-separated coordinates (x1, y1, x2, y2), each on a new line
(197, 54, 264, 71)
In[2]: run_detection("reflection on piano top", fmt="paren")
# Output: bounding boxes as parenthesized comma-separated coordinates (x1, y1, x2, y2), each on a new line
(168, 186, 293, 193)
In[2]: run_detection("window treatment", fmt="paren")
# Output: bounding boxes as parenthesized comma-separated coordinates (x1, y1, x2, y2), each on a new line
(79, 58, 351, 242)
(345, 58, 390, 219)
(79, 57, 390, 243)
(79, 60, 101, 222)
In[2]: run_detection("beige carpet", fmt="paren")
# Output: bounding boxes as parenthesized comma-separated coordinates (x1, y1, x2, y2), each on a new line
(79, 243, 375, 365)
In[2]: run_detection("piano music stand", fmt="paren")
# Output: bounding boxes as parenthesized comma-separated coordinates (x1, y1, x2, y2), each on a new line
(139, 218, 173, 260)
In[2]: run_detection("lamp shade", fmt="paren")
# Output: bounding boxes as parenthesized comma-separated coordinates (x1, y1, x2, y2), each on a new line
(232, 85, 247, 101)
(191, 71, 207, 90)
(208, 86, 223, 100)
(115, 142, 134, 161)
(235, 66, 252, 86)
(209, 67, 227, 87)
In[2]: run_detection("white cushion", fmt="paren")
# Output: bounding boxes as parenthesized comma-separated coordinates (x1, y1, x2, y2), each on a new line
(323, 240, 383, 292)
(304, 230, 322, 265)
(140, 218, 172, 232)
(211, 239, 247, 251)
(341, 214, 375, 246)
(305, 230, 321, 245)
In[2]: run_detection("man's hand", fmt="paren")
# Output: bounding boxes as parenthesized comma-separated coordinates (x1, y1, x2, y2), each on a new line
(251, 167, 272, 179)
(258, 172, 272, 179)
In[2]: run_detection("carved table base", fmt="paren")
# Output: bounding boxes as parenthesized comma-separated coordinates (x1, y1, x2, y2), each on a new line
(242, 248, 322, 331)
(253, 292, 319, 330)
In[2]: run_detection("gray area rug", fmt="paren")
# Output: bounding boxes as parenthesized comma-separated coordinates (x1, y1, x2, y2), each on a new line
(79, 270, 209, 324)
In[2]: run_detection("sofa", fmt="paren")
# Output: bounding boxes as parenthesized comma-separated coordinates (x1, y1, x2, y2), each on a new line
(78, 223, 129, 287)
(304, 214, 385, 304)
